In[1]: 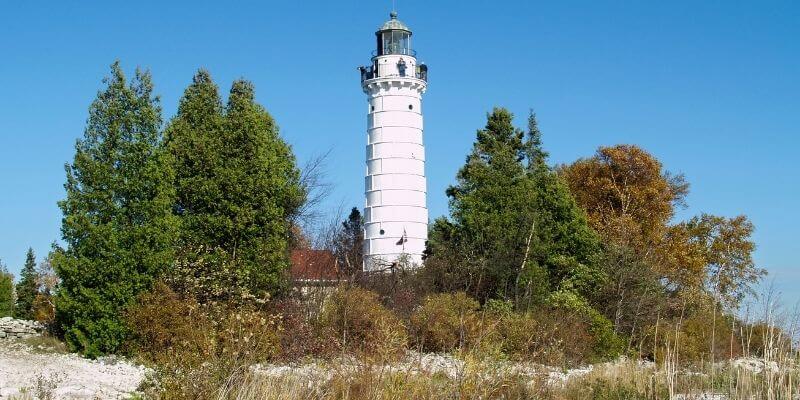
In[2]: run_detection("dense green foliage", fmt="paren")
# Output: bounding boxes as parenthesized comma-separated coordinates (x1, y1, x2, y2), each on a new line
(427, 108, 603, 307)
(13, 248, 38, 320)
(165, 71, 304, 302)
(0, 262, 13, 317)
(53, 62, 178, 356)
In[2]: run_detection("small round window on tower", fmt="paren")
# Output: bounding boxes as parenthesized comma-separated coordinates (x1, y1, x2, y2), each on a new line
(371, 105, 375, 112)
(379, 229, 385, 235)
(408, 104, 413, 110)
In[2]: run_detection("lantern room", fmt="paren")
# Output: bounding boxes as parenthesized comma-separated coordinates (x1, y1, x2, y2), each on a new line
(375, 11, 415, 57)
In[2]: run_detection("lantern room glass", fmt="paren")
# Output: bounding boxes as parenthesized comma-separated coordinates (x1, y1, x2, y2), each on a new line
(381, 31, 411, 55)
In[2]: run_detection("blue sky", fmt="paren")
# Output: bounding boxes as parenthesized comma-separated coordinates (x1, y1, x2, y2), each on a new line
(0, 1, 797, 306)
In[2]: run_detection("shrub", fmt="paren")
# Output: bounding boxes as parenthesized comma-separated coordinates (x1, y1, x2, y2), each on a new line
(675, 312, 742, 363)
(484, 298, 514, 316)
(320, 285, 407, 360)
(494, 311, 541, 358)
(644, 309, 780, 365)
(481, 299, 596, 365)
(547, 290, 624, 362)
(410, 292, 488, 353)
(126, 282, 281, 399)
(125, 282, 214, 366)
(271, 297, 338, 361)
(31, 293, 56, 326)
(355, 266, 431, 318)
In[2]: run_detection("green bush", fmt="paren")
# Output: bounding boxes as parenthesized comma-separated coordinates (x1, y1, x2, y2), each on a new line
(547, 290, 624, 361)
(483, 298, 514, 316)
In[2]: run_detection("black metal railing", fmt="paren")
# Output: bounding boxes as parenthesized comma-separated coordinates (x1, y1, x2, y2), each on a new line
(359, 65, 428, 83)
(371, 47, 418, 57)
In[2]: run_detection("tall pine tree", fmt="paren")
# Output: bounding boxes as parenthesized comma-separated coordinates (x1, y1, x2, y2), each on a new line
(429, 108, 602, 304)
(53, 62, 177, 356)
(166, 72, 304, 301)
(13, 248, 38, 320)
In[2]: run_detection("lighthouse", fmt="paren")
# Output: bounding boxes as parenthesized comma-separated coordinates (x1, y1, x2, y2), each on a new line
(360, 12, 429, 271)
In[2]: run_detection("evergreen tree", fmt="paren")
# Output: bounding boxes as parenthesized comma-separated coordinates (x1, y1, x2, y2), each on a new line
(53, 62, 177, 356)
(13, 248, 38, 320)
(334, 207, 364, 275)
(525, 110, 548, 171)
(166, 72, 304, 301)
(0, 261, 13, 317)
(165, 70, 224, 248)
(429, 108, 602, 305)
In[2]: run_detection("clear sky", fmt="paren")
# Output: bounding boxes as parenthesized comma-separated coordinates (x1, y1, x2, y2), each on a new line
(0, 1, 797, 306)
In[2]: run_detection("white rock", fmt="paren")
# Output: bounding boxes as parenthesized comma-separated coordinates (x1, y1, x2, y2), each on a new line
(0, 340, 149, 399)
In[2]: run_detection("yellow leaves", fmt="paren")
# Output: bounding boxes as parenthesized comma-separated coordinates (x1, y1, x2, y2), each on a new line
(560, 145, 687, 249)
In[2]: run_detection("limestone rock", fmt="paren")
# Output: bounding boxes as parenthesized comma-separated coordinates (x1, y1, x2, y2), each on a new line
(0, 316, 45, 339)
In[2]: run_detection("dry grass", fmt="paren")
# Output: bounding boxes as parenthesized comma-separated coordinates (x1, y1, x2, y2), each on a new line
(222, 356, 544, 400)
(213, 354, 799, 400)
(6, 334, 70, 355)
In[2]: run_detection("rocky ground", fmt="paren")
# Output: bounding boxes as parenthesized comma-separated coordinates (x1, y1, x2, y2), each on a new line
(0, 337, 149, 399)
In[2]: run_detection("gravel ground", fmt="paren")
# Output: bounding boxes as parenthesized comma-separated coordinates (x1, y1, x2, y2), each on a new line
(0, 339, 149, 399)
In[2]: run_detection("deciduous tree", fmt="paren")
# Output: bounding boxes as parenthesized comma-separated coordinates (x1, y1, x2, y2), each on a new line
(560, 145, 763, 348)
(559, 145, 689, 254)
(684, 214, 765, 310)
(560, 145, 694, 331)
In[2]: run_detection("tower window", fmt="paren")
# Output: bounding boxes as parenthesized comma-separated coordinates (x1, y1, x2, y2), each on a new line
(371, 105, 375, 112)
(382, 31, 411, 56)
(408, 104, 413, 110)
(379, 229, 385, 235)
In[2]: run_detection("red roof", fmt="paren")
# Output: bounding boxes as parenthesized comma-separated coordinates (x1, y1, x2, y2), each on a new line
(290, 249, 340, 281)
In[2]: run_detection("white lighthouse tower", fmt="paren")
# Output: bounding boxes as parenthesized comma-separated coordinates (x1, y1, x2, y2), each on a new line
(360, 12, 429, 271)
